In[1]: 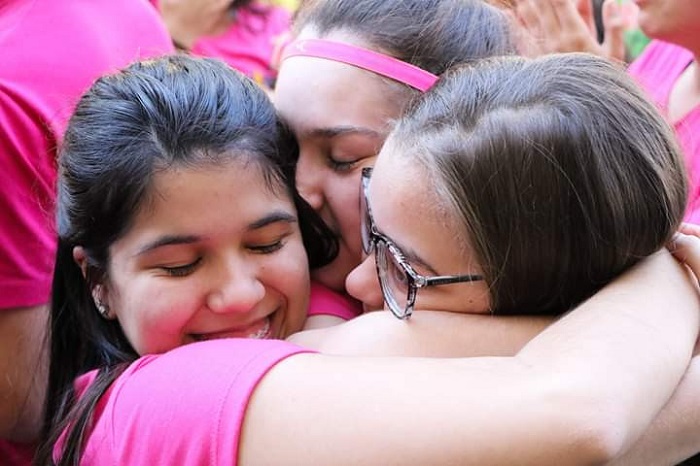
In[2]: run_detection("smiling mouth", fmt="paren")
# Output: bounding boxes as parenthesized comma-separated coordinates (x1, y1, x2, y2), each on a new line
(192, 317, 272, 342)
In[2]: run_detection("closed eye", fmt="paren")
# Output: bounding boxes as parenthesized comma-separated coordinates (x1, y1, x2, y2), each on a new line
(160, 258, 202, 277)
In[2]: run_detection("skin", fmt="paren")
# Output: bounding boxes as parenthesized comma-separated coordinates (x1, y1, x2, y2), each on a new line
(633, 0, 700, 46)
(275, 30, 406, 294)
(0, 305, 48, 442)
(158, 0, 234, 49)
(75, 159, 310, 355)
(241, 249, 699, 465)
(511, 0, 632, 60)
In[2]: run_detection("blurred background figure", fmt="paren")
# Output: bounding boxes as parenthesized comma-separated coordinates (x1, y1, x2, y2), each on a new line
(509, 0, 700, 225)
(0, 1, 173, 464)
(155, 0, 292, 87)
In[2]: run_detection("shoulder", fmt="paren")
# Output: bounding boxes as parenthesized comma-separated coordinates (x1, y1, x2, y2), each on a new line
(89, 340, 309, 464)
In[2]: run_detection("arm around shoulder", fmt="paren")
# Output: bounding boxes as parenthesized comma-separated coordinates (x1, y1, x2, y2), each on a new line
(241, 251, 699, 465)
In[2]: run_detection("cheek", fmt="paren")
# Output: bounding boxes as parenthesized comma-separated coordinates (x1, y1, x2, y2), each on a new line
(271, 241, 311, 333)
(113, 279, 201, 355)
(329, 179, 362, 246)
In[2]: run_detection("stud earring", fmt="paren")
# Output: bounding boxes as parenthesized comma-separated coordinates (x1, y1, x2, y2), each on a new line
(95, 300, 110, 319)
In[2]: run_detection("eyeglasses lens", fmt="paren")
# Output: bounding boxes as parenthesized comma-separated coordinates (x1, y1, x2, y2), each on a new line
(377, 241, 410, 318)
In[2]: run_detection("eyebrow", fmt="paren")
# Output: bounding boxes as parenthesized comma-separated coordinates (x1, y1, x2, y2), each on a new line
(247, 210, 298, 230)
(307, 125, 384, 140)
(135, 211, 298, 256)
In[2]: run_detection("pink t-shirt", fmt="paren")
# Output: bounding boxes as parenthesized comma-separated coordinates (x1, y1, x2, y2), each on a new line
(628, 40, 700, 224)
(53, 339, 309, 465)
(307, 281, 363, 321)
(0, 0, 174, 309)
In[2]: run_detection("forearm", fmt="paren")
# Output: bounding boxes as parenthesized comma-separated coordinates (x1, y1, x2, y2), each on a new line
(0, 305, 48, 442)
(518, 250, 700, 457)
(608, 355, 700, 465)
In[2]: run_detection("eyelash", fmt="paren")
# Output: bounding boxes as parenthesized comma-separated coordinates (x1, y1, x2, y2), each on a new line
(327, 155, 358, 173)
(158, 237, 286, 276)
(161, 258, 202, 277)
(249, 239, 285, 254)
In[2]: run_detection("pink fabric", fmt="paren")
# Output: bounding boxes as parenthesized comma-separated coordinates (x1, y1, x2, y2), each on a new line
(189, 3, 291, 85)
(0, 439, 34, 466)
(0, 0, 174, 309)
(307, 281, 363, 321)
(53, 339, 309, 465)
(628, 40, 700, 224)
(282, 39, 439, 92)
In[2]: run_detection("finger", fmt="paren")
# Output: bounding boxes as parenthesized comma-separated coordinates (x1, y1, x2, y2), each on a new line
(551, 0, 600, 52)
(538, 0, 568, 46)
(601, 0, 626, 61)
(515, 0, 544, 37)
(680, 222, 700, 238)
(575, 0, 597, 35)
(668, 233, 700, 278)
(513, 0, 546, 56)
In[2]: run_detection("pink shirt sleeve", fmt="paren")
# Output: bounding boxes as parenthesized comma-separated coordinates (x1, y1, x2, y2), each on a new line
(69, 339, 310, 465)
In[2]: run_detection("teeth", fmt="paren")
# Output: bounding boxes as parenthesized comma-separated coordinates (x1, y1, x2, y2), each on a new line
(248, 318, 271, 339)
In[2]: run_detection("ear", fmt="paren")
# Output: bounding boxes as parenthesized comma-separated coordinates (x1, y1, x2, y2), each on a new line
(73, 246, 116, 320)
(73, 246, 88, 279)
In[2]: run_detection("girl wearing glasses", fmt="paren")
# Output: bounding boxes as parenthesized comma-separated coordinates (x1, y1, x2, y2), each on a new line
(294, 54, 700, 464)
(37, 53, 700, 465)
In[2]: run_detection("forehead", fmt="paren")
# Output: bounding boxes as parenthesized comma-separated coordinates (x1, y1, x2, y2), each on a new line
(274, 35, 405, 137)
(133, 160, 292, 233)
(370, 143, 422, 196)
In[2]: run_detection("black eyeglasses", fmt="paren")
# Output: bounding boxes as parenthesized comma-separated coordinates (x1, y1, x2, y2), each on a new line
(360, 167, 484, 319)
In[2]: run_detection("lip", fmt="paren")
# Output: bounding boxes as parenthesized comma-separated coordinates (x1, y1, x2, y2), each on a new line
(191, 316, 272, 341)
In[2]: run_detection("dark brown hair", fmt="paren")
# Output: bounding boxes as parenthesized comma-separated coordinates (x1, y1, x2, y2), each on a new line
(37, 55, 336, 465)
(392, 53, 687, 316)
(293, 0, 515, 78)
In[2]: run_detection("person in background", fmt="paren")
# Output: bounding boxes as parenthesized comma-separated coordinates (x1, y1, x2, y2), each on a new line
(0, 1, 173, 464)
(511, 0, 700, 225)
(156, 0, 291, 87)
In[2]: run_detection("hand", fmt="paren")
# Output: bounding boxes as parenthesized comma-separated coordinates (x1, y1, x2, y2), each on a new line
(668, 228, 700, 284)
(159, 0, 233, 49)
(512, 0, 635, 62)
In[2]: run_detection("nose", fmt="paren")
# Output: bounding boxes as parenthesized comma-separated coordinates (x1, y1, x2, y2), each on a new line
(345, 254, 384, 312)
(207, 256, 266, 315)
(295, 151, 324, 212)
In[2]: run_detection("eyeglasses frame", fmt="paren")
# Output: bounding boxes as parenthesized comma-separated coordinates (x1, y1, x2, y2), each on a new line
(360, 167, 484, 319)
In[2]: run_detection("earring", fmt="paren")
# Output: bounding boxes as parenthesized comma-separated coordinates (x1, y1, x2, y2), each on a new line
(95, 300, 110, 319)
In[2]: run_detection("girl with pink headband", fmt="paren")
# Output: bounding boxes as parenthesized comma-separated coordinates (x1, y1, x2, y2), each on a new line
(275, 0, 516, 328)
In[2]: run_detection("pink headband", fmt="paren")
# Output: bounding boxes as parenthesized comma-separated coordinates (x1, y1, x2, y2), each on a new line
(281, 39, 439, 92)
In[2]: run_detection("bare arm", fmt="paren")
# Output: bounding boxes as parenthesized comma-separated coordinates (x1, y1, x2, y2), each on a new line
(0, 305, 48, 443)
(241, 250, 699, 465)
(608, 232, 700, 464)
(609, 355, 700, 465)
